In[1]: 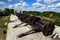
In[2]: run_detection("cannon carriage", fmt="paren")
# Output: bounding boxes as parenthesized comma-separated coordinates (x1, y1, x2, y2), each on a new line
(13, 13, 55, 38)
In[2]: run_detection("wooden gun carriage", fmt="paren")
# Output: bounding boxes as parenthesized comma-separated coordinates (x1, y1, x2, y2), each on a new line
(13, 13, 55, 38)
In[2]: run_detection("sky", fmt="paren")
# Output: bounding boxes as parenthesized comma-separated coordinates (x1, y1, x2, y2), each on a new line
(0, 0, 60, 12)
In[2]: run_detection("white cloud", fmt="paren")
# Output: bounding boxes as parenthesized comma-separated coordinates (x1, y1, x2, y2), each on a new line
(8, 1, 28, 10)
(14, 3, 22, 9)
(20, 0, 24, 2)
(41, 7, 46, 10)
(22, 2, 28, 7)
(13, 2, 28, 8)
(40, 3, 60, 12)
(55, 3, 60, 8)
(47, 4, 55, 8)
(32, 0, 60, 12)
(8, 3, 21, 9)
(32, 2, 46, 8)
(3, 0, 60, 12)
(32, 3, 41, 8)
(0, 2, 5, 5)
(44, 0, 57, 3)
(31, 2, 47, 12)
(32, 2, 58, 12)
(47, 3, 60, 8)
(14, 3, 21, 6)
(8, 5, 13, 9)
(36, 0, 41, 2)
(8, 0, 13, 2)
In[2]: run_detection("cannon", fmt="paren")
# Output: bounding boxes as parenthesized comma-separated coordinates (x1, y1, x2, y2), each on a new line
(13, 13, 55, 38)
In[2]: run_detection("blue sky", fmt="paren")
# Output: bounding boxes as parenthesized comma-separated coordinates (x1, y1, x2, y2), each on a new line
(0, 0, 60, 12)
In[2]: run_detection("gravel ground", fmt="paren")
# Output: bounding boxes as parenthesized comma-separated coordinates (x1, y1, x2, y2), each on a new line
(6, 20, 60, 40)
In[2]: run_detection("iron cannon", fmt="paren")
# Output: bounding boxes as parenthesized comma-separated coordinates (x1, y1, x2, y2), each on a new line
(13, 13, 55, 38)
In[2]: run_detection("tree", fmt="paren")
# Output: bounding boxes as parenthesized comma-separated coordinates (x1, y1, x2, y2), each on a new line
(10, 9, 14, 13)
(0, 9, 1, 11)
(4, 8, 10, 15)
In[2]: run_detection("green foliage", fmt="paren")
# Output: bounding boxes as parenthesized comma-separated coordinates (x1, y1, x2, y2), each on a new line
(10, 9, 14, 13)
(0, 16, 10, 28)
(4, 8, 14, 16)
(26, 11, 60, 26)
(0, 8, 14, 16)
(0, 8, 14, 28)
(4, 8, 10, 15)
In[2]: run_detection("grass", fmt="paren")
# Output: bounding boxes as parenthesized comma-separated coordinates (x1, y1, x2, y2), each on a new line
(0, 28, 6, 40)
(0, 16, 10, 28)
(26, 13, 60, 26)
(0, 12, 60, 40)
(0, 16, 10, 40)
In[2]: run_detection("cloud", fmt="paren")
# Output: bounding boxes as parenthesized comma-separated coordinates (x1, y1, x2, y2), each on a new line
(32, 2, 46, 8)
(47, 2, 60, 8)
(31, 2, 47, 12)
(32, 1, 60, 12)
(8, 0, 13, 2)
(19, 0, 60, 12)
(8, 3, 21, 9)
(43, 3, 60, 12)
(22, 2, 28, 7)
(20, 0, 24, 2)
(36, 0, 42, 2)
(13, 3, 23, 9)
(8, 1, 28, 10)
(1, 0, 60, 12)
(55, 3, 60, 8)
(32, 3, 41, 8)
(8, 5, 13, 9)
(47, 4, 55, 8)
(44, 0, 57, 3)
(0, 2, 5, 5)
(14, 3, 21, 6)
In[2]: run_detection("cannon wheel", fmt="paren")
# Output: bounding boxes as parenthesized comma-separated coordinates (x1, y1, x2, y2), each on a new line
(42, 21, 55, 36)
(42, 22, 50, 36)
(48, 22, 55, 35)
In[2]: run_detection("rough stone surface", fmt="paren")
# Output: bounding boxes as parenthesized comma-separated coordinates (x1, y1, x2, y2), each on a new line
(6, 20, 60, 40)
(6, 14, 60, 40)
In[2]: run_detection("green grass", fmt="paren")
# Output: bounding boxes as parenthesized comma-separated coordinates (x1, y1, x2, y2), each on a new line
(0, 16, 10, 40)
(0, 16, 10, 28)
(0, 12, 60, 40)
(0, 28, 6, 40)
(26, 12, 60, 26)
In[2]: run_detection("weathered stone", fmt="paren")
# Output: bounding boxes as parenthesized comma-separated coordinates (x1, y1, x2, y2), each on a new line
(6, 14, 60, 40)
